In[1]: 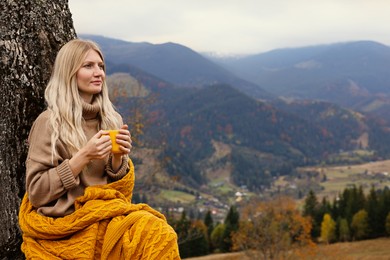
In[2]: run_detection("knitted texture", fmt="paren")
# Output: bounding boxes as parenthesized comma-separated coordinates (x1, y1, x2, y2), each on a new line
(19, 159, 181, 259)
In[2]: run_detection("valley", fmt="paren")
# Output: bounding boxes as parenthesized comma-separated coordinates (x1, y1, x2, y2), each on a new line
(85, 34, 390, 258)
(79, 34, 390, 224)
(130, 141, 390, 225)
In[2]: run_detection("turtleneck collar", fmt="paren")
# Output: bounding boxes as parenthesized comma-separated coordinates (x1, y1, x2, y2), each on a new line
(82, 99, 100, 120)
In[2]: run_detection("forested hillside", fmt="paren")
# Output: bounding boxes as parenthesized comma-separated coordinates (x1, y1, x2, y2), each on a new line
(84, 34, 390, 224)
(93, 36, 390, 258)
(107, 73, 390, 195)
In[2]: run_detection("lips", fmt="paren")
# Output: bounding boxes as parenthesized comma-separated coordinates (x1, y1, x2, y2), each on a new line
(91, 80, 102, 85)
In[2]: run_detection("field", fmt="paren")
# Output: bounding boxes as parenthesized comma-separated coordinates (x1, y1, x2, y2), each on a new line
(184, 237, 390, 260)
(307, 159, 390, 200)
(272, 159, 390, 203)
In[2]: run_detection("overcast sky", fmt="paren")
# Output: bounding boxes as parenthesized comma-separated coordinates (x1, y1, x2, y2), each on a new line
(69, 0, 390, 55)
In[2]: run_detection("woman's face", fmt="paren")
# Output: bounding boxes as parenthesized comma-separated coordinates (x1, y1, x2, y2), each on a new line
(76, 49, 105, 103)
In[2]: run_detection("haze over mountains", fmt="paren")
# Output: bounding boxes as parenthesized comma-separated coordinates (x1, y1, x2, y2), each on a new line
(80, 34, 390, 206)
(84, 34, 390, 119)
(211, 41, 390, 114)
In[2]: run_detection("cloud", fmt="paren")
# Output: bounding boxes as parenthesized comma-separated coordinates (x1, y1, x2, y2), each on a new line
(69, 0, 390, 54)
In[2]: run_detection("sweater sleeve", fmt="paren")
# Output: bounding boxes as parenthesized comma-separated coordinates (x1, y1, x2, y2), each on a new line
(26, 111, 78, 208)
(105, 154, 130, 181)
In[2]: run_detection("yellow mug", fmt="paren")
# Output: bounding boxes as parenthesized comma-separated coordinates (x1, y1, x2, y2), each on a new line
(106, 130, 121, 154)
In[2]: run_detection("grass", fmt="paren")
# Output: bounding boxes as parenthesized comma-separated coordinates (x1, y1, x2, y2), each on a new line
(298, 237, 390, 260)
(320, 160, 390, 198)
(184, 237, 390, 260)
(299, 159, 390, 200)
(157, 189, 196, 203)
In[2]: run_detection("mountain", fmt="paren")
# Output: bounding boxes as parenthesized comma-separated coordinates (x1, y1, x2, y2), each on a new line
(108, 76, 388, 193)
(88, 34, 390, 121)
(210, 41, 390, 119)
(87, 35, 390, 213)
(98, 37, 390, 186)
(104, 71, 390, 216)
(80, 34, 272, 99)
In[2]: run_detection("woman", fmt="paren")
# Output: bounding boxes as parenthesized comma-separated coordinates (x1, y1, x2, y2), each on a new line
(19, 39, 180, 259)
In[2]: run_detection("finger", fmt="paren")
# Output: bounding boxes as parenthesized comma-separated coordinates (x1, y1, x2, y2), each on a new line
(118, 129, 130, 138)
(116, 133, 130, 143)
(93, 130, 109, 141)
(119, 144, 131, 154)
(96, 147, 112, 159)
(115, 138, 131, 149)
(98, 135, 111, 144)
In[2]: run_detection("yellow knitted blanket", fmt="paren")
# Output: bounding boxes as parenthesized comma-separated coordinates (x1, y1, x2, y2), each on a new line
(18, 159, 181, 259)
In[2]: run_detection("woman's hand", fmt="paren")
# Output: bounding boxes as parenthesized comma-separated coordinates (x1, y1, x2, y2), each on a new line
(115, 124, 132, 155)
(111, 124, 132, 171)
(69, 130, 112, 176)
(84, 130, 113, 159)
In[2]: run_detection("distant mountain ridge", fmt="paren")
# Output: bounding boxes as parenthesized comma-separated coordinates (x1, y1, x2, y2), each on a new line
(211, 40, 390, 94)
(80, 34, 272, 100)
(211, 41, 390, 119)
(84, 35, 390, 121)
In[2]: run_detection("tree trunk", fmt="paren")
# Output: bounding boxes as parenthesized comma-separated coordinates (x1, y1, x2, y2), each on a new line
(0, 1, 76, 258)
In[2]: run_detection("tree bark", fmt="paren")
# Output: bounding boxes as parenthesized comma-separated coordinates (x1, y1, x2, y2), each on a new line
(0, 1, 76, 258)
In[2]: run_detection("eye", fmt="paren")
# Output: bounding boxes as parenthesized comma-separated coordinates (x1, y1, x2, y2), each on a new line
(99, 63, 105, 70)
(83, 63, 93, 68)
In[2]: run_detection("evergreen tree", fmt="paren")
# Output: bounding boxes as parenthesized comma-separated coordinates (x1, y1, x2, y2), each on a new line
(179, 220, 209, 258)
(386, 212, 390, 236)
(204, 210, 214, 252)
(318, 197, 332, 218)
(339, 185, 365, 224)
(379, 187, 390, 236)
(331, 197, 340, 220)
(303, 190, 320, 238)
(221, 206, 239, 252)
(204, 210, 214, 236)
(366, 186, 381, 237)
(175, 211, 191, 255)
(303, 190, 318, 217)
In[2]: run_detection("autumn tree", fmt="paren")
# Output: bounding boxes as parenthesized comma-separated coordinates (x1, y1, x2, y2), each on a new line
(338, 218, 350, 242)
(320, 213, 336, 244)
(232, 197, 315, 260)
(210, 223, 225, 252)
(0, 1, 75, 258)
(351, 209, 369, 240)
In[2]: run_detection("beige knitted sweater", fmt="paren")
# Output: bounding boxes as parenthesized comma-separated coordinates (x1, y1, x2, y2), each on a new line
(25, 101, 129, 217)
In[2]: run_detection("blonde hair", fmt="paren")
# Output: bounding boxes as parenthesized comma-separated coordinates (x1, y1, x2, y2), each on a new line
(45, 39, 121, 160)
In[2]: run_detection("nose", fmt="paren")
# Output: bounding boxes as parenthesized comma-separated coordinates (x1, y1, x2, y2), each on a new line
(93, 65, 104, 76)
